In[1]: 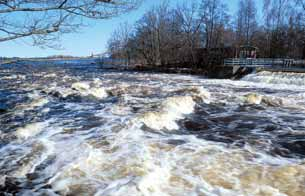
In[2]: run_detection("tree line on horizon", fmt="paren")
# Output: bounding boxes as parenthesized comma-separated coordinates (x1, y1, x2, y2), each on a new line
(107, 0, 305, 68)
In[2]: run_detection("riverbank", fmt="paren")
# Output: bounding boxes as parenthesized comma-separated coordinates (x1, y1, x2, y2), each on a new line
(107, 64, 255, 79)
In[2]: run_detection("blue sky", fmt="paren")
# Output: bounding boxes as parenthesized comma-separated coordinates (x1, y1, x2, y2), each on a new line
(0, 0, 262, 58)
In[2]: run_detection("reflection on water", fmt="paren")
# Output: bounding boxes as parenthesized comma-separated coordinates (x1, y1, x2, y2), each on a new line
(0, 63, 305, 196)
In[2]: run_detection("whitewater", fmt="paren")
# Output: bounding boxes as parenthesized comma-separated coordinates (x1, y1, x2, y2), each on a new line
(0, 63, 305, 196)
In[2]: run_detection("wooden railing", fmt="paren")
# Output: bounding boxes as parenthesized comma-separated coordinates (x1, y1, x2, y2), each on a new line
(224, 58, 305, 68)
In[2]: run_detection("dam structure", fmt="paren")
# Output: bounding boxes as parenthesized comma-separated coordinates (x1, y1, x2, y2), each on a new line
(224, 58, 305, 73)
(220, 45, 305, 77)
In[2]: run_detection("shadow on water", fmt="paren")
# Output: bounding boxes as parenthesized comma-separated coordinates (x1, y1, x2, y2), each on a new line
(181, 102, 305, 159)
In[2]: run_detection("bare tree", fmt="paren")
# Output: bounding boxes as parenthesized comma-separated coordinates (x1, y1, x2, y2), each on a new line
(199, 0, 229, 49)
(175, 2, 202, 66)
(262, 0, 305, 58)
(0, 0, 141, 46)
(296, 0, 305, 10)
(263, 0, 288, 57)
(107, 22, 133, 65)
(236, 0, 257, 45)
(263, 0, 292, 30)
(129, 2, 179, 66)
(133, 7, 160, 65)
(295, 0, 305, 26)
(199, 0, 230, 67)
(295, 0, 305, 58)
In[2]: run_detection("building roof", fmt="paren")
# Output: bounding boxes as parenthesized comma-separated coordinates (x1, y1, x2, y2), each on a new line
(239, 45, 259, 50)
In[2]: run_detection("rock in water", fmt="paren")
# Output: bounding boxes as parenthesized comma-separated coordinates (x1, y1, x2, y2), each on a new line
(71, 82, 90, 91)
(0, 177, 21, 195)
(245, 93, 263, 105)
(262, 96, 284, 107)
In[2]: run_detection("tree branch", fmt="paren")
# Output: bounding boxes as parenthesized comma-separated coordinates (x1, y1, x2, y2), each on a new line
(0, 0, 142, 45)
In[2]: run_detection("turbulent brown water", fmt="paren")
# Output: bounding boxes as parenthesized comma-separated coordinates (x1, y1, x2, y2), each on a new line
(0, 63, 305, 196)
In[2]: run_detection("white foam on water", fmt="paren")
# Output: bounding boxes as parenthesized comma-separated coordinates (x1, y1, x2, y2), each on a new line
(71, 82, 91, 92)
(111, 105, 133, 116)
(43, 81, 108, 100)
(2, 75, 26, 80)
(48, 124, 170, 195)
(12, 92, 50, 116)
(0, 176, 5, 187)
(2, 70, 305, 196)
(241, 93, 303, 109)
(30, 97, 49, 107)
(71, 82, 108, 99)
(89, 87, 108, 99)
(42, 107, 51, 113)
(0, 124, 58, 179)
(137, 96, 196, 131)
(44, 84, 73, 99)
(11, 138, 55, 178)
(163, 96, 195, 116)
(44, 73, 57, 78)
(170, 86, 211, 104)
(243, 71, 305, 86)
(15, 121, 48, 139)
(44, 121, 305, 196)
(135, 87, 211, 131)
(192, 86, 211, 104)
(27, 92, 49, 108)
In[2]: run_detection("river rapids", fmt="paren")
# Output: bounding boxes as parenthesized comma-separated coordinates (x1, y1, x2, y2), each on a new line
(0, 63, 305, 196)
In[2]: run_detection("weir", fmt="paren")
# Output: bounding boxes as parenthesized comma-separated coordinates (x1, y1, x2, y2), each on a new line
(224, 58, 305, 73)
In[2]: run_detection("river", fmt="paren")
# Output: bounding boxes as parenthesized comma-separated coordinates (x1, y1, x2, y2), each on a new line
(0, 63, 305, 196)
